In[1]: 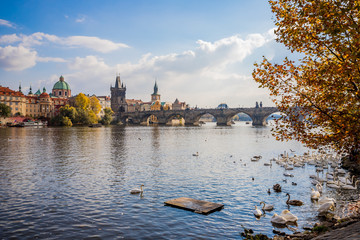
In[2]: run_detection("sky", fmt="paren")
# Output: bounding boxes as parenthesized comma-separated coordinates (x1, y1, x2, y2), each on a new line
(0, 0, 291, 108)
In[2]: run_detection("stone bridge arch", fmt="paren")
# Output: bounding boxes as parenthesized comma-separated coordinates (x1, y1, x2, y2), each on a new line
(117, 107, 280, 126)
(165, 112, 186, 125)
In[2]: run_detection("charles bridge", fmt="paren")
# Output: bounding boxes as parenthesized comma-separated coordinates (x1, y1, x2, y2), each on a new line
(117, 106, 279, 126)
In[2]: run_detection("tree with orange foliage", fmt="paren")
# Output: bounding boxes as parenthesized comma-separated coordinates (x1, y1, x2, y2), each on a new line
(253, 0, 360, 162)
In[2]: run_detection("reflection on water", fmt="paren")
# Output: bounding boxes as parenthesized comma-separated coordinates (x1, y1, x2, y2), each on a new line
(0, 123, 358, 239)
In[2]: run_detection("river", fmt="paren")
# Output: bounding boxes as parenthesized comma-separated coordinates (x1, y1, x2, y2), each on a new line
(0, 122, 358, 239)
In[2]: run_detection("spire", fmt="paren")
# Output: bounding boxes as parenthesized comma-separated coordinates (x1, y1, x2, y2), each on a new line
(19, 82, 22, 93)
(43, 87, 46, 93)
(29, 85, 33, 94)
(153, 80, 158, 95)
(115, 74, 121, 88)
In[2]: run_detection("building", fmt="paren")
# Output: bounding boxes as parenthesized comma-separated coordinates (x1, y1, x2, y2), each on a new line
(172, 98, 187, 110)
(110, 75, 127, 113)
(97, 96, 111, 117)
(38, 87, 53, 118)
(52, 75, 71, 98)
(0, 86, 27, 116)
(126, 99, 143, 112)
(151, 81, 160, 102)
(0, 76, 69, 119)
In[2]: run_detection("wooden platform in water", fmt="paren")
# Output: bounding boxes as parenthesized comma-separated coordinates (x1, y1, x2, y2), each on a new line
(164, 197, 224, 215)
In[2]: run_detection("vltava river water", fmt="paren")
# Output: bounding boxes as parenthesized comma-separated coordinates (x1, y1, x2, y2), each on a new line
(0, 122, 357, 239)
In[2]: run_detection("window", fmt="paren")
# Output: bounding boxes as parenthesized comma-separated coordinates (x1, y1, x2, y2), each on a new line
(65, 92, 67, 96)
(59, 91, 62, 96)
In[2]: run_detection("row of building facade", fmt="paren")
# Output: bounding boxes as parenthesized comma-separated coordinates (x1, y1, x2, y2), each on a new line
(1, 75, 189, 121)
(0, 76, 111, 119)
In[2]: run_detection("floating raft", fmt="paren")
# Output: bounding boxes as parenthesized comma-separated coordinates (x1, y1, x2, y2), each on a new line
(164, 197, 224, 215)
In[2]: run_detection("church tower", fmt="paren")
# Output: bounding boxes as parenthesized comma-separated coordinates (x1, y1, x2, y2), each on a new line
(111, 74, 127, 113)
(151, 81, 160, 102)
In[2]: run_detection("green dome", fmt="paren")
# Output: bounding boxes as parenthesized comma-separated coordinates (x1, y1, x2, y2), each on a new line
(53, 76, 71, 90)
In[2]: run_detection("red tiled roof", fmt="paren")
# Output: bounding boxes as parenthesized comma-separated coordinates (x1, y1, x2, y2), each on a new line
(0, 86, 25, 97)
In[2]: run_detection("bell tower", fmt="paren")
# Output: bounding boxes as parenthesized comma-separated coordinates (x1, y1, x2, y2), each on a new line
(151, 81, 160, 102)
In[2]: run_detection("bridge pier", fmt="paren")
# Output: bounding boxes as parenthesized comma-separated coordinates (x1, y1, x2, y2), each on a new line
(251, 115, 267, 126)
(216, 116, 231, 126)
(184, 116, 200, 126)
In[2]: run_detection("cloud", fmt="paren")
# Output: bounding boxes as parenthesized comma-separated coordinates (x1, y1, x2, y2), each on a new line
(0, 34, 21, 44)
(0, 32, 129, 53)
(0, 19, 15, 28)
(0, 45, 37, 71)
(37, 56, 66, 63)
(63, 36, 129, 53)
(0, 43, 66, 71)
(75, 15, 86, 23)
(65, 30, 275, 106)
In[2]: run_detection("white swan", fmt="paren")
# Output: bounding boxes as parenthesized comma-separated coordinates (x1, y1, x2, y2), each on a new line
(318, 197, 336, 205)
(316, 183, 323, 193)
(253, 206, 263, 217)
(327, 180, 341, 189)
(271, 213, 287, 225)
(318, 202, 335, 215)
(311, 188, 321, 200)
(280, 209, 298, 222)
(340, 176, 356, 185)
(341, 180, 359, 190)
(260, 201, 274, 211)
(192, 152, 199, 156)
(130, 184, 144, 194)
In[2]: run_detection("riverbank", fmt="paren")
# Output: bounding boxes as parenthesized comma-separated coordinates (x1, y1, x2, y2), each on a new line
(241, 155, 360, 240)
(277, 157, 360, 240)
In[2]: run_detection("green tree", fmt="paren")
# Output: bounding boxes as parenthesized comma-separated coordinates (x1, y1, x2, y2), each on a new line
(101, 107, 114, 125)
(0, 103, 11, 117)
(75, 93, 90, 110)
(253, 0, 360, 162)
(90, 96, 101, 115)
(75, 108, 91, 125)
(59, 105, 77, 122)
(61, 116, 73, 127)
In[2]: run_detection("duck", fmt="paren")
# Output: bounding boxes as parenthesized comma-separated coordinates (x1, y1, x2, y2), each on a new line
(311, 188, 321, 200)
(280, 209, 298, 222)
(271, 213, 287, 225)
(286, 193, 303, 206)
(273, 184, 282, 192)
(130, 184, 144, 194)
(260, 201, 274, 211)
(253, 206, 263, 218)
(192, 152, 199, 156)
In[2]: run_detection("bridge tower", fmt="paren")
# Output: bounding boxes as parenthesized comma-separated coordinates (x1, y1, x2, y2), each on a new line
(111, 74, 127, 113)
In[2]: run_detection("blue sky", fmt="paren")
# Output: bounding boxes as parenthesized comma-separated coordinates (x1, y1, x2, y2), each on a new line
(0, 0, 290, 107)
